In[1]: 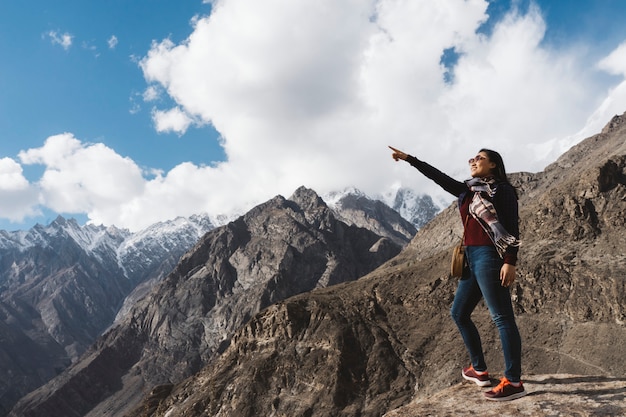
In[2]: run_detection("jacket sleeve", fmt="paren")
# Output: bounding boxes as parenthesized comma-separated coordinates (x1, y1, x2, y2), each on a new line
(405, 155, 467, 197)
(494, 183, 520, 265)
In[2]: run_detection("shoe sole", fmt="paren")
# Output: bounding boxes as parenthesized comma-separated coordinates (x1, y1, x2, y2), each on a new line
(462, 371, 492, 387)
(484, 389, 527, 401)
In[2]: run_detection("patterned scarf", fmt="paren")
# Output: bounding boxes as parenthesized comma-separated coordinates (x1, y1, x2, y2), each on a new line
(465, 177, 521, 258)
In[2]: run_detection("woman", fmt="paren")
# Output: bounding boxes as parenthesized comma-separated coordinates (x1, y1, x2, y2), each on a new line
(389, 146, 526, 401)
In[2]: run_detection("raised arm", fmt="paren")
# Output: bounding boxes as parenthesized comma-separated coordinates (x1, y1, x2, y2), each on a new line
(389, 146, 466, 197)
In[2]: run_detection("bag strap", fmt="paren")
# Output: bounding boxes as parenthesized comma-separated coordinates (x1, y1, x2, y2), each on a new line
(460, 214, 470, 245)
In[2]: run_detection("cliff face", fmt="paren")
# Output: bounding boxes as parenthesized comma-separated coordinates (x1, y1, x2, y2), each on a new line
(129, 113, 626, 417)
(10, 187, 403, 417)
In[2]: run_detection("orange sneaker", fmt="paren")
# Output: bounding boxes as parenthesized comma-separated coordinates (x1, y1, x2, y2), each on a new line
(484, 377, 527, 401)
(462, 365, 491, 387)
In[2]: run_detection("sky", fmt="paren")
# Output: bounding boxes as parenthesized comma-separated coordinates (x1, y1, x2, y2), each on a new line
(2, 0, 626, 232)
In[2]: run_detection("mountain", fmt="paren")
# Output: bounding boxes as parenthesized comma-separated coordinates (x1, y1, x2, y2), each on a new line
(325, 186, 440, 233)
(107, 112, 625, 416)
(9, 187, 405, 417)
(0, 215, 215, 416)
(324, 187, 418, 246)
(0, 186, 426, 416)
(113, 214, 215, 322)
(387, 187, 441, 230)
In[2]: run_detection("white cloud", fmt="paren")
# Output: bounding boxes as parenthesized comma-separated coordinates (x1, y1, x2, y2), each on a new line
(19, 133, 146, 220)
(598, 41, 626, 76)
(0, 158, 30, 191)
(108, 35, 119, 49)
(14, 134, 248, 230)
(47, 30, 73, 50)
(0, 158, 40, 222)
(152, 107, 194, 134)
(143, 85, 160, 102)
(530, 40, 626, 162)
(6, 0, 626, 231)
(137, 0, 618, 208)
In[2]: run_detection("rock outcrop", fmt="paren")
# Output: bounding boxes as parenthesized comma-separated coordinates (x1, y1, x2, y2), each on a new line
(384, 374, 626, 416)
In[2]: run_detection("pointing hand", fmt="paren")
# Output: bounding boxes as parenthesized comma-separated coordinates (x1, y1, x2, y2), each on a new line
(389, 146, 408, 162)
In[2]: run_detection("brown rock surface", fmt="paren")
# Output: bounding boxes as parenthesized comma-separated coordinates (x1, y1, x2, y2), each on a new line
(384, 374, 626, 417)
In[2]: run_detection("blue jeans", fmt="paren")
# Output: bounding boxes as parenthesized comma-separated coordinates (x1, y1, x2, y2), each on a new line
(450, 245, 522, 382)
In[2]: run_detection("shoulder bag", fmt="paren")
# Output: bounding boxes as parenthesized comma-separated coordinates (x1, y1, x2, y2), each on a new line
(450, 216, 469, 277)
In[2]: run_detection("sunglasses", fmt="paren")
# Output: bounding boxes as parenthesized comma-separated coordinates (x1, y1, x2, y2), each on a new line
(468, 155, 487, 164)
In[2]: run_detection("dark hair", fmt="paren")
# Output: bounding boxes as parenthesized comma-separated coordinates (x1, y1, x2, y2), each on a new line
(479, 148, 518, 198)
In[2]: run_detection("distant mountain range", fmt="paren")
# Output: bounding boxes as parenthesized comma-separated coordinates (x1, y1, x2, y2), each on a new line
(0, 186, 430, 416)
(0, 214, 215, 416)
(324, 186, 440, 234)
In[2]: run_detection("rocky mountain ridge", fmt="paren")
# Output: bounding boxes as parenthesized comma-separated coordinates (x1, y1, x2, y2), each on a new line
(0, 187, 424, 416)
(324, 188, 419, 246)
(0, 214, 216, 416)
(325, 186, 440, 233)
(9, 187, 410, 417)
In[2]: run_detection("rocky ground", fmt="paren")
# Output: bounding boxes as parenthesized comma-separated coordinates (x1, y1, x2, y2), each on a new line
(384, 374, 626, 417)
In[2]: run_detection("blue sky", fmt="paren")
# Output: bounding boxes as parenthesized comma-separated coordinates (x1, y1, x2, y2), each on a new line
(1, 1, 219, 171)
(2, 0, 626, 232)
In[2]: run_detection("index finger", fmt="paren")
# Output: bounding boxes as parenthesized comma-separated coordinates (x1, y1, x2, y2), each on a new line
(388, 146, 401, 153)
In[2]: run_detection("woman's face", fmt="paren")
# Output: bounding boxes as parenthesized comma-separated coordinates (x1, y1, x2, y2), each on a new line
(468, 151, 496, 178)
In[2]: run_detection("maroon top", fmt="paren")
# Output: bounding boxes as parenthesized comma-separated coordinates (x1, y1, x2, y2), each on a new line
(460, 196, 492, 247)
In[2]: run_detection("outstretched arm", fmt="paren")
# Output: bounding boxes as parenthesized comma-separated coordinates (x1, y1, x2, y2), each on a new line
(388, 146, 466, 197)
